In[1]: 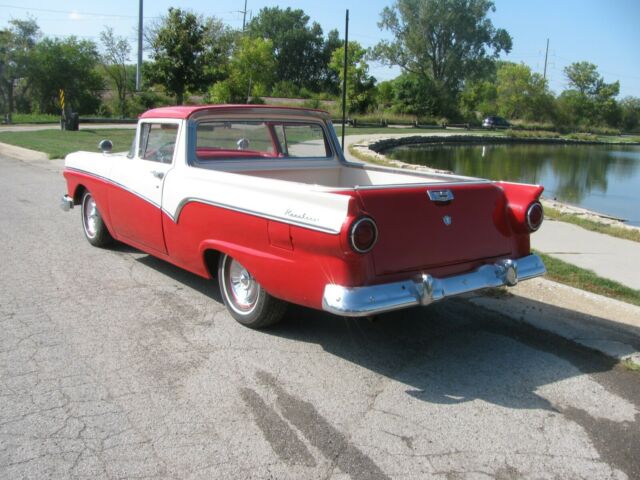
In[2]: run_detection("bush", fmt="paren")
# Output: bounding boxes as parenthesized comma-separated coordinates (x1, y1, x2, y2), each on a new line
(303, 98, 321, 109)
(270, 81, 300, 98)
(129, 90, 172, 116)
(505, 129, 560, 139)
(566, 132, 597, 141)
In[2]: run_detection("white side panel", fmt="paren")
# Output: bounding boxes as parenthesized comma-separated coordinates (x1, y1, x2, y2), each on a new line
(163, 168, 351, 234)
(65, 151, 120, 179)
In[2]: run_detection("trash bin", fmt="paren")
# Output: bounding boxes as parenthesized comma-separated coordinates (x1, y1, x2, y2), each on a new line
(62, 112, 79, 131)
(69, 112, 79, 131)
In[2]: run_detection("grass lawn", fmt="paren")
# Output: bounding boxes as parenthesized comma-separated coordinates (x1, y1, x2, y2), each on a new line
(0, 128, 136, 159)
(536, 251, 640, 306)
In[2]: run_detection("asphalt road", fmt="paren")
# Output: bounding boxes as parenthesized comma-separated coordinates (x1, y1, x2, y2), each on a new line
(1, 153, 639, 480)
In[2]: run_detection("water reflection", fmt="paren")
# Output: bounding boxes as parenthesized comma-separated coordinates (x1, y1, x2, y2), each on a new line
(387, 143, 640, 225)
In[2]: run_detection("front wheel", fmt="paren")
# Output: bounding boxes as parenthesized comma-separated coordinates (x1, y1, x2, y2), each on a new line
(218, 254, 287, 329)
(81, 191, 113, 247)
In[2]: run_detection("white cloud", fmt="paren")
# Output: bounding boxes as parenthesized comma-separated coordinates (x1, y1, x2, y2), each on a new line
(68, 10, 83, 21)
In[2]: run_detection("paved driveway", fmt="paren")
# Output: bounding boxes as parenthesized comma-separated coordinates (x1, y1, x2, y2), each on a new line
(0, 153, 638, 479)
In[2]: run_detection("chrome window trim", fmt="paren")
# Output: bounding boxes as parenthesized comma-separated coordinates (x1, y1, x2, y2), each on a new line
(188, 117, 336, 168)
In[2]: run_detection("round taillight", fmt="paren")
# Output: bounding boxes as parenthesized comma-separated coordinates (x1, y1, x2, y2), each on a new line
(526, 202, 544, 232)
(349, 217, 378, 253)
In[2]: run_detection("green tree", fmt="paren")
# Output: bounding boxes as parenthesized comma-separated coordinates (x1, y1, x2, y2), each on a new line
(561, 62, 620, 127)
(495, 62, 554, 121)
(391, 73, 440, 117)
(27, 37, 104, 114)
(329, 41, 377, 114)
(248, 7, 325, 91)
(99, 27, 132, 118)
(208, 37, 276, 104)
(148, 8, 219, 105)
(564, 61, 603, 96)
(459, 79, 497, 118)
(0, 18, 40, 122)
(377, 80, 395, 109)
(620, 96, 640, 132)
(373, 0, 512, 117)
(320, 29, 342, 95)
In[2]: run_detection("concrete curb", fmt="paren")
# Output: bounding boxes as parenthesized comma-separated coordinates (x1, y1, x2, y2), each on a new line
(469, 278, 640, 368)
(0, 141, 49, 161)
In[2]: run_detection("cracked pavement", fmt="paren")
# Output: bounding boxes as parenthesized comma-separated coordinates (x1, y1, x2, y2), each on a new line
(0, 152, 639, 479)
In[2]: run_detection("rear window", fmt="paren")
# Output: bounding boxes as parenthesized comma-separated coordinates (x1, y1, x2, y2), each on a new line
(195, 120, 332, 160)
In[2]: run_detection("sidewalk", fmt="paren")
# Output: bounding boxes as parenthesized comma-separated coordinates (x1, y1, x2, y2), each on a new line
(533, 220, 640, 290)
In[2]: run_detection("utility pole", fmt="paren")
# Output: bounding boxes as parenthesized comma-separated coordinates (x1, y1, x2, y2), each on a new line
(543, 38, 549, 80)
(136, 0, 143, 91)
(341, 9, 349, 150)
(241, 0, 248, 31)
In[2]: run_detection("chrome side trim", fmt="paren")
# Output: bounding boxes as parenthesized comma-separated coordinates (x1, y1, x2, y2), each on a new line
(166, 197, 340, 235)
(65, 167, 161, 209)
(322, 254, 546, 317)
(60, 194, 74, 211)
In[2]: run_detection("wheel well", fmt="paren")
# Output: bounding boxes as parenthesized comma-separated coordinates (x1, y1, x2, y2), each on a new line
(203, 249, 221, 278)
(73, 185, 87, 205)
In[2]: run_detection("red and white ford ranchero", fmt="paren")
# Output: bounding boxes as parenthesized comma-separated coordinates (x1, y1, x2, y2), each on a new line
(61, 105, 546, 328)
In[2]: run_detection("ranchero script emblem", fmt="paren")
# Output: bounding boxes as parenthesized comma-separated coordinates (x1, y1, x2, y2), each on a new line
(442, 215, 452, 226)
(284, 209, 319, 223)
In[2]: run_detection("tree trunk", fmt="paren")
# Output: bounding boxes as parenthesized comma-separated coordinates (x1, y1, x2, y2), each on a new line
(176, 91, 184, 105)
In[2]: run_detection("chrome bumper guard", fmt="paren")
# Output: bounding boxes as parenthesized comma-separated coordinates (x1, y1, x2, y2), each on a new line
(60, 194, 74, 211)
(322, 254, 546, 317)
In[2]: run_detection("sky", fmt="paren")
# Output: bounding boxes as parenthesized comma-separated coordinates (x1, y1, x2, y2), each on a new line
(1, 0, 639, 97)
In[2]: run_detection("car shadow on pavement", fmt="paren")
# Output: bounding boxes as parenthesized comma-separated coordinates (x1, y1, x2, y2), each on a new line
(268, 298, 639, 412)
(135, 254, 223, 303)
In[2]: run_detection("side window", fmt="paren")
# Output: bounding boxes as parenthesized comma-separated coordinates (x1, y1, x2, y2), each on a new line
(138, 123, 178, 164)
(281, 124, 330, 158)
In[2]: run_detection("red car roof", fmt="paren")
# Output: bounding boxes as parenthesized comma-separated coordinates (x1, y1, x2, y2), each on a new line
(139, 104, 328, 120)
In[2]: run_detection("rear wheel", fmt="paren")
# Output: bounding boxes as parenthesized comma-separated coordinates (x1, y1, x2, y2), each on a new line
(218, 254, 287, 329)
(81, 191, 113, 247)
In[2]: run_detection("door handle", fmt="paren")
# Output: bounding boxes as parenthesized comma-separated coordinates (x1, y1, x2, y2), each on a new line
(151, 170, 165, 179)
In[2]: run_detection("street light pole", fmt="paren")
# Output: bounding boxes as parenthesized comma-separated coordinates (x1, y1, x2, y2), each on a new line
(136, 0, 143, 91)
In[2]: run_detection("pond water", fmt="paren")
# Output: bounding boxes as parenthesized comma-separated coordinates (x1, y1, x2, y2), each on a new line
(387, 143, 640, 226)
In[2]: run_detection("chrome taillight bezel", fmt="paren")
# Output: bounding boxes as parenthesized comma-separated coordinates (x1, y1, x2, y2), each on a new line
(349, 217, 378, 253)
(526, 201, 544, 232)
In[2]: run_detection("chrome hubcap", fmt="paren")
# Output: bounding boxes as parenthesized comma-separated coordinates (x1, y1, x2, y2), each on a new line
(83, 195, 99, 238)
(226, 258, 258, 312)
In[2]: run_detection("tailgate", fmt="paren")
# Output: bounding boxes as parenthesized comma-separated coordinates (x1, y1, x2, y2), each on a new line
(356, 183, 511, 276)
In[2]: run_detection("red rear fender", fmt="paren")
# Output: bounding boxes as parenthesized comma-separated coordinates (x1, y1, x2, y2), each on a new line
(497, 181, 544, 234)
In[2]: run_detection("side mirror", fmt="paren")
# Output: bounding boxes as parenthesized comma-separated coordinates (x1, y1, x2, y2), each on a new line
(98, 139, 113, 153)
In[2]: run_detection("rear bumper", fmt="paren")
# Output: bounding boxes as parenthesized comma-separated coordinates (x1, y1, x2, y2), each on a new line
(322, 254, 545, 317)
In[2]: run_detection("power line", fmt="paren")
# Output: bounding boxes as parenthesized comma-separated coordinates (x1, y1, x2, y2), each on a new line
(0, 3, 157, 19)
